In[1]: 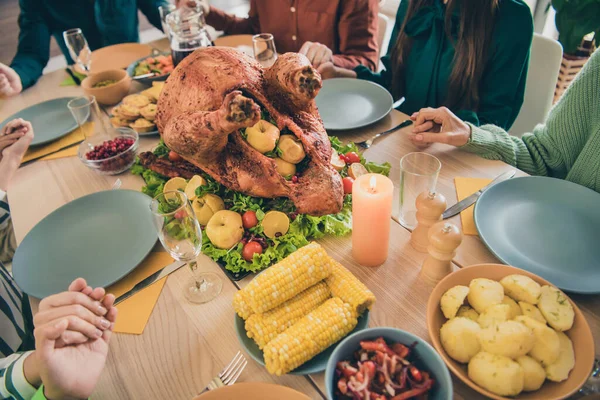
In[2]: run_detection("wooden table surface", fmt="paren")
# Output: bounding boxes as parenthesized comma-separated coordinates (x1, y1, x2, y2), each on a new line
(2, 38, 598, 400)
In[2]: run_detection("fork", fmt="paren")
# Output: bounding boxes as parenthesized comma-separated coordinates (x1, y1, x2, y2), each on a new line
(199, 351, 247, 393)
(356, 119, 413, 149)
(111, 179, 122, 190)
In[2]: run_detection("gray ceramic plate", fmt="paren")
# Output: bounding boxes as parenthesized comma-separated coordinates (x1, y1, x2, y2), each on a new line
(315, 78, 393, 130)
(13, 190, 157, 298)
(235, 310, 369, 375)
(0, 97, 79, 146)
(474, 176, 600, 294)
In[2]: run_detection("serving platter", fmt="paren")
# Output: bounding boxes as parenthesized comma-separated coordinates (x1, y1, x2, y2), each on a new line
(235, 310, 370, 375)
(13, 190, 157, 298)
(474, 176, 600, 294)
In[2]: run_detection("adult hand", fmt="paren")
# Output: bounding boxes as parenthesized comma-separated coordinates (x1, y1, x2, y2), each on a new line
(0, 119, 30, 161)
(35, 292, 117, 400)
(299, 41, 333, 68)
(409, 107, 471, 147)
(176, 0, 209, 15)
(0, 63, 22, 98)
(316, 62, 357, 80)
(34, 279, 112, 348)
(0, 119, 34, 191)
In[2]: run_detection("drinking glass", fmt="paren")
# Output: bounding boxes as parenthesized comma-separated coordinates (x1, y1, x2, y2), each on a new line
(167, 8, 212, 66)
(150, 191, 222, 303)
(63, 28, 92, 73)
(158, 4, 176, 39)
(399, 152, 441, 229)
(252, 33, 278, 68)
(67, 95, 111, 140)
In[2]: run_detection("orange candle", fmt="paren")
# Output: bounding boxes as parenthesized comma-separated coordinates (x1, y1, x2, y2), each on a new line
(352, 173, 393, 267)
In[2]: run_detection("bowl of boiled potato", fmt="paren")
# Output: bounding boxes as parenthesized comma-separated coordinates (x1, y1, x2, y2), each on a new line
(426, 264, 595, 400)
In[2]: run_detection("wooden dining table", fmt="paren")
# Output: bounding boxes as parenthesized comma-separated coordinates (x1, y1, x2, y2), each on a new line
(1, 37, 599, 400)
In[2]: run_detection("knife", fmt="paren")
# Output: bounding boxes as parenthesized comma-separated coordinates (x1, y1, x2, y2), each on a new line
(442, 170, 516, 219)
(115, 260, 186, 305)
(65, 67, 81, 85)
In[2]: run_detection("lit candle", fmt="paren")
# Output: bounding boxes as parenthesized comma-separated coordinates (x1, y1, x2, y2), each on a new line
(352, 173, 394, 267)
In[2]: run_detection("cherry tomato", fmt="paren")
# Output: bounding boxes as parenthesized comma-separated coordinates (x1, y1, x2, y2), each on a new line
(174, 209, 187, 220)
(168, 151, 182, 162)
(344, 152, 361, 164)
(242, 210, 259, 229)
(342, 177, 354, 194)
(242, 241, 263, 262)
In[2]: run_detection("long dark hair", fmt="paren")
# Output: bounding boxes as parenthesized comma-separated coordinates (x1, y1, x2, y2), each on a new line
(390, 0, 499, 110)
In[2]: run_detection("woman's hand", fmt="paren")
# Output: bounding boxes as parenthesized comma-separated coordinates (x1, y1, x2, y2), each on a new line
(316, 62, 357, 80)
(0, 63, 22, 98)
(299, 41, 333, 68)
(409, 107, 471, 147)
(35, 292, 117, 400)
(0, 119, 34, 191)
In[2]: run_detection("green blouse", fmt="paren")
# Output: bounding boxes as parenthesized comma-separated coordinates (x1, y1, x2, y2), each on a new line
(356, 0, 533, 130)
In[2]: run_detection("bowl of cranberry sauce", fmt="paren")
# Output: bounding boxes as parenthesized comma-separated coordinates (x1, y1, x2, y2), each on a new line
(78, 128, 139, 175)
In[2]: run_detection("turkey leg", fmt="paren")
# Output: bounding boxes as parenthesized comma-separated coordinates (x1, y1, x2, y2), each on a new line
(265, 53, 322, 110)
(162, 91, 260, 162)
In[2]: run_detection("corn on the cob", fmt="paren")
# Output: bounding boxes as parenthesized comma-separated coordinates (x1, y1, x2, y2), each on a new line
(243, 242, 331, 314)
(326, 259, 376, 314)
(264, 297, 358, 375)
(245, 282, 330, 349)
(233, 290, 253, 320)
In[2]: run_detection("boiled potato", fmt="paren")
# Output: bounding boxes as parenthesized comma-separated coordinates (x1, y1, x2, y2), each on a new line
(516, 355, 546, 391)
(440, 317, 481, 363)
(519, 301, 546, 324)
(545, 331, 575, 382)
(440, 285, 470, 319)
(477, 304, 511, 329)
(516, 316, 560, 366)
(538, 285, 574, 331)
(456, 305, 479, 322)
(278, 135, 305, 164)
(468, 352, 524, 397)
(478, 320, 534, 358)
(500, 274, 542, 304)
(502, 295, 522, 319)
(468, 278, 504, 313)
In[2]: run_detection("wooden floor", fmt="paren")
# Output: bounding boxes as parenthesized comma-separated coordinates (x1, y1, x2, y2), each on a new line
(0, 0, 248, 65)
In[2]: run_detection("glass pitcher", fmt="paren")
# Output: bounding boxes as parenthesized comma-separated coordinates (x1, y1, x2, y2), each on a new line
(166, 6, 212, 66)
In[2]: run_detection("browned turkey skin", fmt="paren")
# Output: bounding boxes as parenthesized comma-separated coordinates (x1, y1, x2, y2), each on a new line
(155, 47, 343, 216)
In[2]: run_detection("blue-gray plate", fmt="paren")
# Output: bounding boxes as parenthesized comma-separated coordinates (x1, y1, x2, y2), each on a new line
(325, 327, 452, 400)
(315, 79, 393, 130)
(0, 97, 78, 146)
(235, 310, 369, 375)
(474, 176, 600, 294)
(13, 190, 157, 298)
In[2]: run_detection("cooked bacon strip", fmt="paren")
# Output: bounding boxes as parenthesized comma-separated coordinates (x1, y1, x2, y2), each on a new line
(138, 152, 204, 179)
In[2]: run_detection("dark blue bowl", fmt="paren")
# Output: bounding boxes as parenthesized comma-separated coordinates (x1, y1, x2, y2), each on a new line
(325, 327, 453, 400)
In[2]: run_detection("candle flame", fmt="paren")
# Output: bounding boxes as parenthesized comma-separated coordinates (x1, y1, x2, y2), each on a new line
(369, 176, 377, 192)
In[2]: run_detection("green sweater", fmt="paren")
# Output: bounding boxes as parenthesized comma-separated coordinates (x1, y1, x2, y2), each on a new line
(463, 49, 600, 193)
(356, 0, 533, 130)
(10, 0, 168, 90)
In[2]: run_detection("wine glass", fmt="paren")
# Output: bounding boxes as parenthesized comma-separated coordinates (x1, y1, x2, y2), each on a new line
(150, 191, 222, 303)
(158, 4, 176, 40)
(63, 28, 92, 73)
(252, 33, 278, 68)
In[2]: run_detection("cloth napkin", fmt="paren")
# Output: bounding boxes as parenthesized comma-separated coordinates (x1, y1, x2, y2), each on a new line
(60, 70, 87, 87)
(22, 122, 92, 163)
(454, 177, 492, 236)
(106, 252, 174, 335)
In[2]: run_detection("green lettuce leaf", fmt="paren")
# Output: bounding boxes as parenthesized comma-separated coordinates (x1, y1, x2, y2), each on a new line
(364, 161, 391, 176)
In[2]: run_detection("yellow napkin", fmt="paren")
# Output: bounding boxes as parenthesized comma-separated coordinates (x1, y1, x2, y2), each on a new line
(39, 145, 79, 161)
(454, 177, 492, 236)
(22, 122, 93, 163)
(107, 252, 174, 335)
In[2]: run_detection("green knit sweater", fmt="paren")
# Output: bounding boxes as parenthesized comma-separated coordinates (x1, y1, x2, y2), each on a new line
(463, 49, 600, 193)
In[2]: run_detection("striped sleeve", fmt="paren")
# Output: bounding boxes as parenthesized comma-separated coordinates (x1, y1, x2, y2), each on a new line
(0, 351, 38, 399)
(0, 190, 9, 231)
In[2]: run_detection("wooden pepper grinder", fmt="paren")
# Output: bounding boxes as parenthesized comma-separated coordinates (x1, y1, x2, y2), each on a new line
(410, 191, 447, 253)
(420, 221, 463, 283)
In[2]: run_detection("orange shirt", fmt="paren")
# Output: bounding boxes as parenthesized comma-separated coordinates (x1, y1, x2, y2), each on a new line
(206, 0, 379, 71)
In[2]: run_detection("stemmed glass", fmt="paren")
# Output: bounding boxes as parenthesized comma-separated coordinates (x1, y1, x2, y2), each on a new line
(150, 191, 222, 303)
(63, 28, 92, 73)
(158, 4, 176, 40)
(252, 33, 277, 68)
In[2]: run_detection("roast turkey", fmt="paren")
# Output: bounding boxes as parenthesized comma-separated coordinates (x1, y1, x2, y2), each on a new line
(154, 47, 343, 216)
